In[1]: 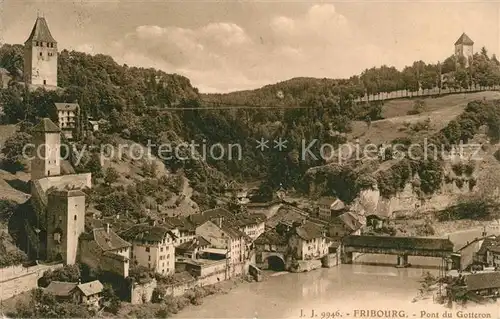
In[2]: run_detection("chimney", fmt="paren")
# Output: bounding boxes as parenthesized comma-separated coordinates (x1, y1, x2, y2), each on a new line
(106, 223, 110, 234)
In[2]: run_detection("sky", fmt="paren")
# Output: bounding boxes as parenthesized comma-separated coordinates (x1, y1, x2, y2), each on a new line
(1, 0, 499, 93)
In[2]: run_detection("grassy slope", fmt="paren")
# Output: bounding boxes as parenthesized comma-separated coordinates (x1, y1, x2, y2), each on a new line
(348, 91, 500, 145)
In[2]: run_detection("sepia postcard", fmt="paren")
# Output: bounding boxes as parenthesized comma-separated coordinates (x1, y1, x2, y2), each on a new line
(1, 0, 500, 318)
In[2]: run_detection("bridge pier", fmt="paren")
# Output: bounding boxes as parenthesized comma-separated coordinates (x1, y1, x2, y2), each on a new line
(396, 254, 410, 268)
(341, 251, 353, 264)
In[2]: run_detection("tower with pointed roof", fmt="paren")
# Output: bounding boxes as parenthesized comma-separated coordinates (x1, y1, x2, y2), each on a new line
(455, 33, 474, 65)
(24, 16, 58, 87)
(31, 118, 61, 180)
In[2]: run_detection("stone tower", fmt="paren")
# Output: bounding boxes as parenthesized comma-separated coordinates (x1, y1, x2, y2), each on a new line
(46, 190, 86, 264)
(24, 16, 58, 87)
(454, 33, 474, 66)
(31, 118, 61, 180)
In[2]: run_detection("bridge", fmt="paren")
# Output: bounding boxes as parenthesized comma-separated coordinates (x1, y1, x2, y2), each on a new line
(341, 235, 454, 268)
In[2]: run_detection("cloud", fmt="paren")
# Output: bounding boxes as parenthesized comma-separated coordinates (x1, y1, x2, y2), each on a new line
(107, 4, 376, 92)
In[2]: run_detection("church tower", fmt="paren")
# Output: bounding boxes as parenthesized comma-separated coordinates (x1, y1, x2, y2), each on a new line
(31, 118, 61, 181)
(24, 16, 58, 87)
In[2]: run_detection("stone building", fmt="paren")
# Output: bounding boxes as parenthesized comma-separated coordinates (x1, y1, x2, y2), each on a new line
(288, 221, 329, 261)
(55, 102, 79, 140)
(454, 33, 474, 66)
(46, 189, 86, 265)
(120, 223, 177, 276)
(29, 118, 92, 265)
(79, 225, 131, 278)
(24, 16, 58, 88)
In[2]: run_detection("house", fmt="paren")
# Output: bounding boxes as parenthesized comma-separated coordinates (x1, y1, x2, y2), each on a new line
(175, 236, 211, 259)
(164, 217, 196, 246)
(72, 280, 104, 308)
(486, 244, 500, 269)
(288, 221, 329, 261)
(189, 208, 266, 242)
(79, 224, 131, 277)
(45, 281, 78, 301)
(120, 223, 177, 275)
(366, 215, 387, 230)
(328, 212, 363, 237)
(456, 235, 496, 271)
(464, 272, 500, 298)
(54, 102, 79, 139)
(195, 220, 247, 267)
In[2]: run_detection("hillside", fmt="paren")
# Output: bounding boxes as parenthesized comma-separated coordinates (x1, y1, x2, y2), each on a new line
(350, 91, 500, 145)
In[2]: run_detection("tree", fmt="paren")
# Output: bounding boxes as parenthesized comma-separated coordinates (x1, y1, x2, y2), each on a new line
(12, 288, 91, 318)
(104, 167, 119, 185)
(38, 264, 81, 287)
(0, 132, 32, 172)
(102, 284, 121, 314)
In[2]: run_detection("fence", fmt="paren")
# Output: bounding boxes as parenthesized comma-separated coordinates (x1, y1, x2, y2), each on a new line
(353, 85, 500, 103)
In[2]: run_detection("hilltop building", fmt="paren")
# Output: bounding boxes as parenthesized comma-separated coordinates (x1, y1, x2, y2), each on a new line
(455, 33, 474, 66)
(24, 16, 58, 89)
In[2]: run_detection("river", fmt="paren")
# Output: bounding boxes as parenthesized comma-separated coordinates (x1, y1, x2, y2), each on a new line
(175, 227, 500, 319)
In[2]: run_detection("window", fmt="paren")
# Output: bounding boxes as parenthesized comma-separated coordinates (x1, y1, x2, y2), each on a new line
(39, 52, 42, 57)
(145, 247, 150, 252)
(160, 247, 163, 252)
(74, 215, 77, 221)
(148, 256, 151, 261)
(35, 41, 39, 46)
(43, 80, 46, 85)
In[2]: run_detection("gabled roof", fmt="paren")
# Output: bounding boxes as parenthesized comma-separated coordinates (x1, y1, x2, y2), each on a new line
(32, 118, 60, 133)
(25, 17, 57, 44)
(176, 236, 211, 251)
(120, 224, 176, 243)
(254, 229, 288, 245)
(455, 33, 474, 46)
(76, 280, 103, 296)
(317, 197, 338, 207)
(90, 227, 131, 252)
(465, 272, 500, 291)
(55, 103, 79, 112)
(45, 281, 77, 297)
(293, 221, 325, 241)
(337, 212, 363, 232)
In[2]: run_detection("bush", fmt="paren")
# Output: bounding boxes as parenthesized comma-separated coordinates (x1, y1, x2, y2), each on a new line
(38, 264, 81, 287)
(407, 100, 427, 115)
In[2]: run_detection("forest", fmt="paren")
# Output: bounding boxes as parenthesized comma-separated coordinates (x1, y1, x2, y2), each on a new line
(2, 43, 500, 205)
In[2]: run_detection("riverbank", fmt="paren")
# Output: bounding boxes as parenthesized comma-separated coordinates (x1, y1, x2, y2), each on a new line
(109, 276, 254, 318)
